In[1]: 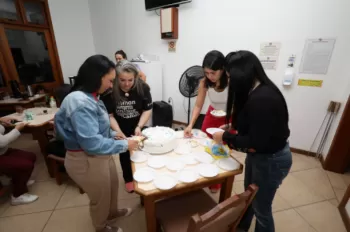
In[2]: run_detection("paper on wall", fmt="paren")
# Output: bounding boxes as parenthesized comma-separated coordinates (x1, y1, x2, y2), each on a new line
(300, 38, 336, 74)
(259, 42, 281, 70)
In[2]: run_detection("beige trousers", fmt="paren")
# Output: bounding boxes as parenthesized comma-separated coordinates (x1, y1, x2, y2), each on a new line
(65, 151, 119, 230)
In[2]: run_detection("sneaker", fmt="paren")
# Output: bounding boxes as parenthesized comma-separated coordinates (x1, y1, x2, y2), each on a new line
(125, 182, 134, 193)
(27, 180, 35, 186)
(96, 225, 123, 232)
(108, 208, 133, 224)
(209, 184, 221, 193)
(11, 193, 39, 205)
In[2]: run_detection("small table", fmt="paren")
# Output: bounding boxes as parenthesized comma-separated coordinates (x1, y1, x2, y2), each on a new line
(132, 139, 244, 232)
(3, 107, 58, 177)
(0, 94, 47, 112)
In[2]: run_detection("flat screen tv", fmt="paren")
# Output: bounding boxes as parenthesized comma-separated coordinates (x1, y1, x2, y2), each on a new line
(145, 0, 192, 11)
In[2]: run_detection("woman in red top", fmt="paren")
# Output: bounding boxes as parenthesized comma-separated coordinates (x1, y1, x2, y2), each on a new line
(184, 50, 230, 193)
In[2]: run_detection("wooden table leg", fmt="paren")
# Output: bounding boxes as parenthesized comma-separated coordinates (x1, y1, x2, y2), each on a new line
(219, 176, 235, 203)
(31, 126, 53, 177)
(144, 196, 157, 232)
(140, 196, 144, 206)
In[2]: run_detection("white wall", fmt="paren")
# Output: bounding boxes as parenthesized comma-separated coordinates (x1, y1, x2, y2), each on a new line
(48, 0, 96, 83)
(89, 0, 350, 156)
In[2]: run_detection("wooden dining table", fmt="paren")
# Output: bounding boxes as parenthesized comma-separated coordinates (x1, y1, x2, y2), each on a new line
(131, 139, 244, 232)
(2, 107, 58, 177)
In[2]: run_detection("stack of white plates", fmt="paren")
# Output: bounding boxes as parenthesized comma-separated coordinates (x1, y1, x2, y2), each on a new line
(216, 158, 240, 171)
(130, 151, 149, 163)
(179, 155, 198, 165)
(133, 167, 155, 183)
(148, 156, 167, 169)
(153, 174, 178, 190)
(166, 159, 185, 172)
(177, 169, 199, 183)
(193, 151, 214, 164)
(198, 164, 219, 178)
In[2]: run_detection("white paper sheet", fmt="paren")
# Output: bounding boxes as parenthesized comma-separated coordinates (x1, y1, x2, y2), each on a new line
(300, 38, 336, 74)
(259, 42, 281, 70)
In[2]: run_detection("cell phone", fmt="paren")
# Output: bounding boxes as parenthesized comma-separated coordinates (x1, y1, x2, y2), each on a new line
(10, 119, 21, 124)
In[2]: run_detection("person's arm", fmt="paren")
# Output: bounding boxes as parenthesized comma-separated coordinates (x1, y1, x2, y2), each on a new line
(109, 115, 126, 139)
(138, 86, 153, 128)
(222, 96, 275, 152)
(188, 80, 207, 128)
(70, 106, 128, 155)
(137, 110, 152, 129)
(0, 124, 23, 148)
(139, 71, 147, 82)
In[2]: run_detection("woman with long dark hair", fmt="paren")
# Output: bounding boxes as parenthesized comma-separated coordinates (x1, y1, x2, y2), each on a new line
(212, 51, 292, 232)
(184, 50, 230, 193)
(101, 60, 152, 193)
(55, 55, 138, 232)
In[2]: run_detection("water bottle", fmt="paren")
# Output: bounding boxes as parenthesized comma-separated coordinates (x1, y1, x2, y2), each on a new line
(49, 96, 57, 108)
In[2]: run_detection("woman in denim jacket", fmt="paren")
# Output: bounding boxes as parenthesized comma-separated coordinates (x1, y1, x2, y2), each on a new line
(55, 55, 138, 232)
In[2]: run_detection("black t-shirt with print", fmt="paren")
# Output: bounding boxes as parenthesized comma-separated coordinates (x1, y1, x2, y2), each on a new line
(101, 84, 153, 136)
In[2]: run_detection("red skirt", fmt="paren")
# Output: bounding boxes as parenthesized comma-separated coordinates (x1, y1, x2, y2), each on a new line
(201, 105, 227, 138)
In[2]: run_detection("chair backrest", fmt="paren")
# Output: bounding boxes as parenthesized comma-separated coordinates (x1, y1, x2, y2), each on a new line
(54, 84, 71, 106)
(187, 184, 258, 232)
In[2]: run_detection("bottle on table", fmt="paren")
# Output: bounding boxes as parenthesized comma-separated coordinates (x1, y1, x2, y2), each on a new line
(49, 96, 57, 108)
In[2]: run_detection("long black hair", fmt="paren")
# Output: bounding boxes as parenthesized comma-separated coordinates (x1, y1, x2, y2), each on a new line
(71, 55, 115, 93)
(115, 50, 127, 60)
(225, 50, 289, 124)
(202, 50, 228, 89)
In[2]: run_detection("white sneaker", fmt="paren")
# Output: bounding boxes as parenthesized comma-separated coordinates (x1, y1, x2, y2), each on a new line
(11, 193, 39, 205)
(27, 180, 35, 186)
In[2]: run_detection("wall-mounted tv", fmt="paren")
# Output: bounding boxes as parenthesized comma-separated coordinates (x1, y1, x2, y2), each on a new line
(145, 0, 192, 11)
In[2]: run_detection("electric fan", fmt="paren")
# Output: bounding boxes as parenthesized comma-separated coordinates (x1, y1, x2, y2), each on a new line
(179, 65, 205, 124)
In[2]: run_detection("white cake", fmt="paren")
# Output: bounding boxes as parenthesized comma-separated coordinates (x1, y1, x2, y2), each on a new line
(141, 126, 177, 154)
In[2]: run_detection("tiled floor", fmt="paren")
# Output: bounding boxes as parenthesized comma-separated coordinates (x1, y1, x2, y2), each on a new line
(0, 134, 348, 232)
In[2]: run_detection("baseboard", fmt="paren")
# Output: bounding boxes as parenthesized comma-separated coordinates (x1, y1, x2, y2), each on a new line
(173, 120, 187, 126)
(290, 147, 317, 157)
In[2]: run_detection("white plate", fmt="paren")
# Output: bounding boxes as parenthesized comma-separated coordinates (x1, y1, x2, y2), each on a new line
(206, 127, 225, 135)
(147, 156, 167, 169)
(193, 151, 214, 164)
(174, 144, 191, 155)
(196, 138, 212, 147)
(166, 160, 185, 172)
(130, 151, 149, 163)
(192, 129, 207, 139)
(177, 169, 199, 183)
(179, 155, 198, 165)
(153, 174, 178, 190)
(210, 110, 226, 117)
(133, 167, 155, 183)
(198, 164, 219, 178)
(216, 158, 240, 171)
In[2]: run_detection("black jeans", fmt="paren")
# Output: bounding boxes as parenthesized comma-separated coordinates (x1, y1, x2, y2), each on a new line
(120, 150, 133, 183)
(239, 143, 292, 232)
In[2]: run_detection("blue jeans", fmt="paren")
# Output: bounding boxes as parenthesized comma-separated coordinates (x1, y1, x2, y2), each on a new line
(238, 143, 292, 232)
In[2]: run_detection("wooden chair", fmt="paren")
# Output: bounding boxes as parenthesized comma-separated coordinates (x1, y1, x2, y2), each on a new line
(156, 184, 258, 232)
(47, 154, 84, 194)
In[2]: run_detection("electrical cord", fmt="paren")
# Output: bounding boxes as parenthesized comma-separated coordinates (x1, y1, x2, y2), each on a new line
(154, 9, 160, 16)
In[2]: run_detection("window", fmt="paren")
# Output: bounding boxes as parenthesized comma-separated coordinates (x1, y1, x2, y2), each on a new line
(0, 0, 18, 21)
(5, 29, 54, 84)
(23, 1, 45, 25)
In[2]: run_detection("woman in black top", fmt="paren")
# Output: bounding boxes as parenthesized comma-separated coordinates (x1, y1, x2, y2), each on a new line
(102, 60, 152, 193)
(213, 51, 292, 232)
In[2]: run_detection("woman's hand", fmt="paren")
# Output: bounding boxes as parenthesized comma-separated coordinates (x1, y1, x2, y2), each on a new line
(115, 131, 126, 140)
(219, 124, 229, 130)
(134, 126, 142, 136)
(213, 131, 224, 144)
(0, 117, 12, 126)
(127, 140, 139, 151)
(184, 126, 193, 138)
(15, 122, 27, 131)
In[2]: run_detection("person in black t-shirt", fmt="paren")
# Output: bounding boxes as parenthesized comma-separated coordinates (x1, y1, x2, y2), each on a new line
(102, 60, 152, 193)
(212, 51, 292, 232)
